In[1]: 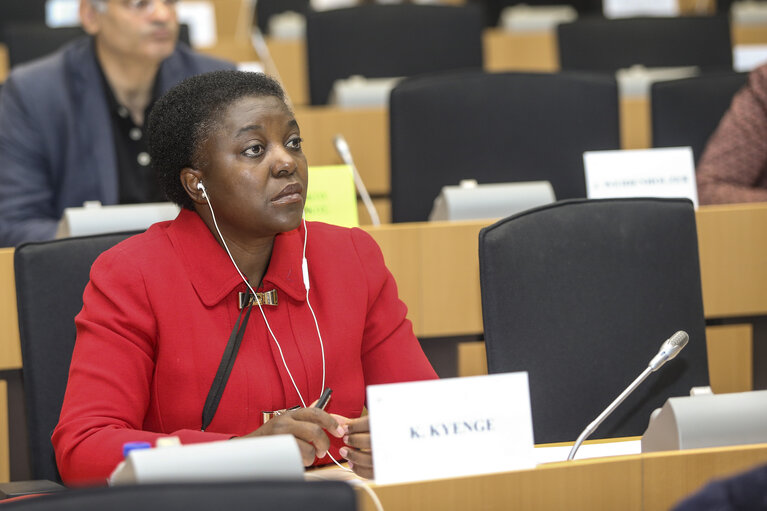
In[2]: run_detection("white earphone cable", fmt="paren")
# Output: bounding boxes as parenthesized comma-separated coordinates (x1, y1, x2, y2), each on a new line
(200, 184, 352, 473)
(201, 185, 308, 407)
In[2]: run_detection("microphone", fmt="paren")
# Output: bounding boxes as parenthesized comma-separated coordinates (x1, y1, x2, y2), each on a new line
(333, 134, 381, 226)
(567, 330, 689, 461)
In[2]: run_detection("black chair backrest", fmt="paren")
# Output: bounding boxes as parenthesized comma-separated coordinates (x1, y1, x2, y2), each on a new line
(0, 481, 357, 511)
(479, 198, 709, 444)
(474, 0, 602, 26)
(14, 232, 139, 482)
(389, 71, 620, 223)
(0, 1, 47, 43)
(255, 0, 310, 35)
(5, 24, 190, 69)
(305, 4, 484, 105)
(651, 71, 749, 164)
(5, 25, 85, 69)
(557, 16, 733, 73)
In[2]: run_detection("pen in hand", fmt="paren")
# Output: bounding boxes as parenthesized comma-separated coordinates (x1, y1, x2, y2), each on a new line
(315, 388, 332, 411)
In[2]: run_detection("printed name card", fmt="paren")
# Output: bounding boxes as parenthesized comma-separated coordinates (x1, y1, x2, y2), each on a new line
(304, 165, 359, 228)
(367, 372, 535, 485)
(584, 146, 698, 207)
(603, 0, 678, 18)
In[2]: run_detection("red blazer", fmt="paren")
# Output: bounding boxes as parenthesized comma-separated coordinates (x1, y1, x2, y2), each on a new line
(52, 209, 437, 484)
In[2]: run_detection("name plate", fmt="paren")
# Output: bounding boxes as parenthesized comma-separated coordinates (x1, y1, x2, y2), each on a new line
(367, 372, 535, 485)
(584, 147, 698, 207)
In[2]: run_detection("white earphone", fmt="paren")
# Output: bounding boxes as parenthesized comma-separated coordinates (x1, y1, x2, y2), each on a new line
(196, 180, 324, 404)
(197, 178, 348, 471)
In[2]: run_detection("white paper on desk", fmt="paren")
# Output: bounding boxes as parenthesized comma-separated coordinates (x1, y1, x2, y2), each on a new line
(534, 439, 641, 465)
(109, 435, 303, 485)
(603, 0, 678, 18)
(177, 1, 217, 48)
(584, 147, 698, 207)
(367, 372, 535, 485)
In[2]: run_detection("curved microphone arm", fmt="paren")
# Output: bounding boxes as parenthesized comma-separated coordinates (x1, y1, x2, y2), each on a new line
(566, 331, 689, 461)
(567, 366, 652, 461)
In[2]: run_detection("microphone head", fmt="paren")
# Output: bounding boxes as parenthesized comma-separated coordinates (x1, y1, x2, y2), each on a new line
(648, 330, 689, 371)
(662, 330, 689, 360)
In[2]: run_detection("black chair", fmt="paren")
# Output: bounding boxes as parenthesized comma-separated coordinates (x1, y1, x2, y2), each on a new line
(14, 232, 139, 483)
(557, 16, 733, 74)
(5, 25, 85, 68)
(305, 4, 484, 105)
(0, 481, 357, 511)
(651, 71, 749, 164)
(0, 1, 47, 43)
(478, 198, 709, 444)
(389, 71, 620, 223)
(471, 0, 602, 26)
(5, 24, 191, 69)
(255, 0, 310, 35)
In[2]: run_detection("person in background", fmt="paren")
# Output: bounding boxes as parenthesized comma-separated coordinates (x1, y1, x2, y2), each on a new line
(696, 63, 767, 205)
(0, 0, 234, 247)
(52, 70, 438, 484)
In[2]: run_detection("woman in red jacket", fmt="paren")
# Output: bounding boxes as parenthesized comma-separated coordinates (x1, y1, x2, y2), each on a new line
(52, 70, 437, 484)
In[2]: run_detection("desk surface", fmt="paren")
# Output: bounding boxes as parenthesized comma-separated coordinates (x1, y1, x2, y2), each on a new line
(356, 442, 767, 511)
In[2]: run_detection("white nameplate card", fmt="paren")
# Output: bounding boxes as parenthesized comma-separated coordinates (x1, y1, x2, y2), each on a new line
(367, 372, 535, 485)
(177, 1, 217, 48)
(603, 0, 678, 18)
(584, 146, 698, 207)
(109, 435, 303, 485)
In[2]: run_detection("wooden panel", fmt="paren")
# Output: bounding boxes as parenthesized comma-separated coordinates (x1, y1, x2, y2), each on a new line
(0, 249, 21, 371)
(707, 324, 753, 394)
(295, 107, 389, 196)
(642, 443, 767, 510)
(208, 0, 252, 42)
(620, 96, 651, 150)
(357, 198, 391, 226)
(360, 454, 642, 511)
(483, 28, 559, 73)
(457, 341, 487, 377)
(355, 443, 767, 511)
(196, 38, 259, 63)
(0, 381, 8, 483)
(417, 221, 484, 337)
(0, 44, 8, 83)
(365, 224, 423, 332)
(677, 0, 715, 14)
(267, 38, 309, 107)
(732, 24, 767, 46)
(456, 325, 755, 388)
(696, 203, 767, 318)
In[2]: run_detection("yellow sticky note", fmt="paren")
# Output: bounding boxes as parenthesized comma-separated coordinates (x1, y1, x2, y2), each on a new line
(304, 165, 359, 228)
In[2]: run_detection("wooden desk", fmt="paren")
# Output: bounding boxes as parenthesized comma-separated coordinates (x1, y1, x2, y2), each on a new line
(0, 204, 765, 480)
(356, 442, 767, 511)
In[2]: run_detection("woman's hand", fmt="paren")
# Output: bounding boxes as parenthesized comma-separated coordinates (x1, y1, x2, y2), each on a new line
(338, 415, 373, 479)
(239, 408, 345, 466)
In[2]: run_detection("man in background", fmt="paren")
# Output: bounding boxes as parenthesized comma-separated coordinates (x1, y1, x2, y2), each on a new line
(0, 0, 235, 246)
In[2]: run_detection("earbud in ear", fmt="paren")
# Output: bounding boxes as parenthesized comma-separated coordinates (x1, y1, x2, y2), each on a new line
(196, 181, 208, 199)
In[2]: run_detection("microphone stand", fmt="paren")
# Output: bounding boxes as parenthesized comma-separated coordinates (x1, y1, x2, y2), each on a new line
(567, 366, 653, 461)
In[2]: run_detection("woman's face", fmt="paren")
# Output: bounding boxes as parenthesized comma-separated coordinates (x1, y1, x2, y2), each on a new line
(195, 94, 308, 240)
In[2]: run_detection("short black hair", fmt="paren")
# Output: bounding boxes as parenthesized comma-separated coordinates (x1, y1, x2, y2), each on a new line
(147, 70, 287, 210)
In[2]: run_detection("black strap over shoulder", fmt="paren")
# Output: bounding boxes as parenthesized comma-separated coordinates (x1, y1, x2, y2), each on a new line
(201, 295, 254, 431)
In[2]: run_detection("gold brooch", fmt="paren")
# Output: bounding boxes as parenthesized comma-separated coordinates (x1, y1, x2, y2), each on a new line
(239, 289, 278, 309)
